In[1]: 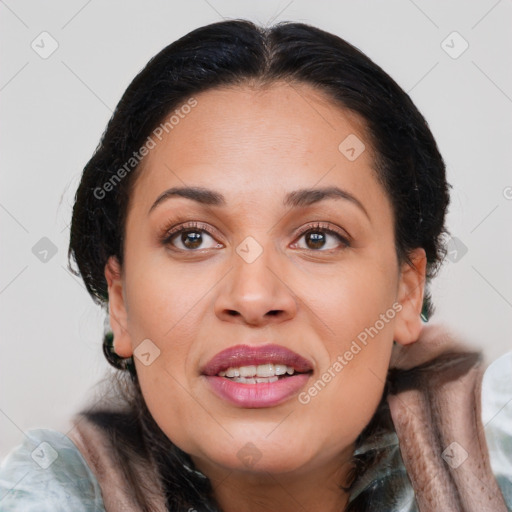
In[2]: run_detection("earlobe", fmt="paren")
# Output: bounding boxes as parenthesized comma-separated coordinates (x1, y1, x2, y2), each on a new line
(393, 248, 427, 346)
(104, 256, 133, 358)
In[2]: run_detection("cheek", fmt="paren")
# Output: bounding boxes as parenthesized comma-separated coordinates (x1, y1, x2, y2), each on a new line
(300, 317, 393, 454)
(136, 364, 200, 454)
(307, 360, 389, 454)
(299, 252, 398, 341)
(123, 247, 214, 340)
(296, 259, 396, 444)
(121, 249, 214, 450)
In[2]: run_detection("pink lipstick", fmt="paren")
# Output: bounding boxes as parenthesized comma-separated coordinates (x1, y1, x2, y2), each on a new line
(201, 344, 313, 408)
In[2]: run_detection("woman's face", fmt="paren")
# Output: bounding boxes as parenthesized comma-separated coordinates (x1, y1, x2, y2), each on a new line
(106, 81, 426, 480)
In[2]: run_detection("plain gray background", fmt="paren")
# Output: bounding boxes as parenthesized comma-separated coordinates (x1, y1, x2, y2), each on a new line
(1, 0, 511, 459)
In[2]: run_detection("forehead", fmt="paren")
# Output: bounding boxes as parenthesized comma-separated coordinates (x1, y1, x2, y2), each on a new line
(130, 80, 386, 215)
(144, 81, 371, 167)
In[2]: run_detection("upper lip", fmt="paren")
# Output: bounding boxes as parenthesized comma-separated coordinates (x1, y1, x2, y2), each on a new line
(201, 344, 313, 376)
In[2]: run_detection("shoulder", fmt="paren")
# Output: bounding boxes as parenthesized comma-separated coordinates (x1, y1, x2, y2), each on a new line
(482, 350, 512, 506)
(0, 428, 105, 511)
(350, 349, 512, 511)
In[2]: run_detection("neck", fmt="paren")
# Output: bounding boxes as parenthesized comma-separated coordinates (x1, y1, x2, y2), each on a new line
(191, 446, 354, 512)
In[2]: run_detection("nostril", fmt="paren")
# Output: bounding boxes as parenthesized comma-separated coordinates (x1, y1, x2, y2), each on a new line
(266, 310, 281, 316)
(227, 310, 240, 316)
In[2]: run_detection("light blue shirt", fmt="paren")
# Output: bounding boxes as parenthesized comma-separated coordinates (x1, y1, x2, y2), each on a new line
(1, 352, 511, 511)
(0, 428, 103, 511)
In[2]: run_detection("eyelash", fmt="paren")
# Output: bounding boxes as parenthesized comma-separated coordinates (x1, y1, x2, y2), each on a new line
(293, 222, 351, 250)
(160, 221, 351, 251)
(161, 221, 216, 246)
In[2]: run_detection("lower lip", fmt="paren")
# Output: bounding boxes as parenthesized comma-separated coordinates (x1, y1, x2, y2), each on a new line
(203, 374, 311, 408)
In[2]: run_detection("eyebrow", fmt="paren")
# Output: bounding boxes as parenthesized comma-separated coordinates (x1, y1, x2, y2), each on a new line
(148, 185, 369, 219)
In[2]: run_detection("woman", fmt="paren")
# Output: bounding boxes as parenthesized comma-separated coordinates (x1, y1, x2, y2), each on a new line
(0, 19, 510, 512)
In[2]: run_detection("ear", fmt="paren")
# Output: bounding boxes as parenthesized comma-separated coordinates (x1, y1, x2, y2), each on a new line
(104, 256, 133, 358)
(393, 247, 427, 346)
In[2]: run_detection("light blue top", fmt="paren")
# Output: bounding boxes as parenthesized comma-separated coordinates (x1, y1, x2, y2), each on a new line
(0, 429, 103, 511)
(1, 352, 511, 511)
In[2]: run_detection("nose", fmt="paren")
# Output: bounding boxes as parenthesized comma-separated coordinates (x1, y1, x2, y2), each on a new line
(214, 246, 297, 327)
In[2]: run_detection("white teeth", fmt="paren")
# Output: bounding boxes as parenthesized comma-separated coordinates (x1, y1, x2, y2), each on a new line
(256, 363, 274, 377)
(239, 365, 257, 377)
(234, 376, 279, 384)
(218, 364, 296, 378)
(274, 364, 288, 376)
(255, 376, 278, 383)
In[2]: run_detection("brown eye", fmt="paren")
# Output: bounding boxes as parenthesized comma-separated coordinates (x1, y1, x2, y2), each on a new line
(179, 230, 203, 249)
(304, 231, 327, 249)
(293, 225, 350, 251)
(166, 227, 222, 251)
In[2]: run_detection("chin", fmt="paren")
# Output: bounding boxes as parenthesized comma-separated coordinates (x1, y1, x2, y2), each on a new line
(196, 435, 317, 476)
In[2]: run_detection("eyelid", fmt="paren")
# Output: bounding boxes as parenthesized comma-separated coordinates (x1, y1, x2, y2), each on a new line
(160, 220, 223, 247)
(292, 221, 351, 247)
(159, 218, 350, 250)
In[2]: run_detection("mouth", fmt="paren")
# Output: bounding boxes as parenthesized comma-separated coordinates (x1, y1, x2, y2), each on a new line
(217, 362, 306, 384)
(201, 343, 313, 377)
(201, 344, 313, 408)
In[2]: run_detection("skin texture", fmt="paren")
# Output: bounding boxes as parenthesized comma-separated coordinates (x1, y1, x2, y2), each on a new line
(105, 80, 426, 512)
